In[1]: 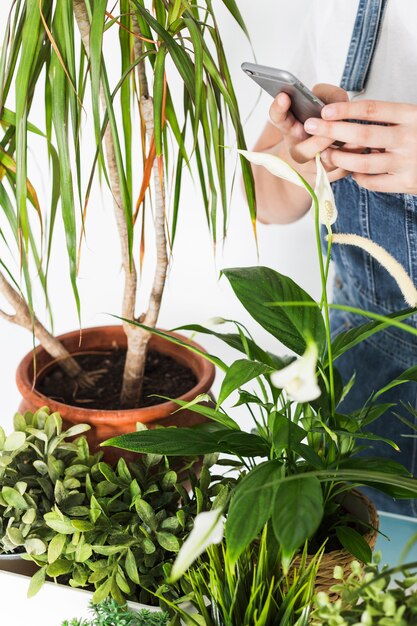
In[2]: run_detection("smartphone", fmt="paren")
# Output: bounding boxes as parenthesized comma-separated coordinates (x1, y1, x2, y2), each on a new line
(242, 62, 324, 124)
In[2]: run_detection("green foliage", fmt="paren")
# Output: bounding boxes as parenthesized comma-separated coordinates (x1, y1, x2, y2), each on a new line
(312, 558, 417, 626)
(178, 524, 321, 626)
(0, 0, 255, 323)
(62, 598, 169, 626)
(0, 407, 227, 606)
(107, 266, 417, 568)
(0, 407, 93, 556)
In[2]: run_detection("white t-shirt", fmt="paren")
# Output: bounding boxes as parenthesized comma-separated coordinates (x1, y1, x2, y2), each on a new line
(288, 0, 417, 104)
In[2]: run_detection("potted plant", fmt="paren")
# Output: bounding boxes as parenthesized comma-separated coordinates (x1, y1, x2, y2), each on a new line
(0, 1, 255, 445)
(164, 512, 323, 626)
(0, 406, 232, 608)
(104, 152, 417, 589)
(312, 557, 417, 626)
(61, 598, 169, 626)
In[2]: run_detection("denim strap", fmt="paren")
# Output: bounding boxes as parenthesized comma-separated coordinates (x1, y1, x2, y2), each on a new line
(340, 0, 389, 92)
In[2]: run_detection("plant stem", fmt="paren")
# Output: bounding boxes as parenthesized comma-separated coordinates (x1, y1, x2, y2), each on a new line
(0, 270, 83, 379)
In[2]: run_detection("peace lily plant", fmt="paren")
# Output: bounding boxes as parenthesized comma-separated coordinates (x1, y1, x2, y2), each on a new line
(106, 149, 417, 580)
(0, 0, 255, 408)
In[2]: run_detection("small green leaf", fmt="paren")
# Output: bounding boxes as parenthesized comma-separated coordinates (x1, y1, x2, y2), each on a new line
(156, 532, 180, 552)
(27, 567, 46, 598)
(44, 512, 75, 534)
(3, 431, 26, 451)
(7, 527, 24, 546)
(48, 533, 66, 564)
(125, 548, 140, 584)
(218, 359, 274, 406)
(25, 538, 47, 555)
(2, 486, 28, 510)
(161, 470, 177, 490)
(47, 559, 74, 577)
(135, 499, 156, 529)
(92, 576, 113, 604)
(335, 526, 372, 563)
(22, 508, 36, 524)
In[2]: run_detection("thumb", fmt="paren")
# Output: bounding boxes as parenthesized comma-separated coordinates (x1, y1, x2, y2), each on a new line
(312, 83, 349, 105)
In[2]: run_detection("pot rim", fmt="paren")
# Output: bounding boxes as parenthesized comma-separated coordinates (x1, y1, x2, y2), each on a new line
(16, 325, 216, 421)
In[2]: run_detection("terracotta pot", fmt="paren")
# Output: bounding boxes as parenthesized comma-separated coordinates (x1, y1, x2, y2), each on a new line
(16, 326, 215, 456)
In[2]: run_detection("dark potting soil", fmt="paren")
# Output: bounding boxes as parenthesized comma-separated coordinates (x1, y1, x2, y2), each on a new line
(36, 349, 197, 410)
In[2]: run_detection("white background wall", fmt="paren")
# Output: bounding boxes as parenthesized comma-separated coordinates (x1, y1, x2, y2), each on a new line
(0, 0, 320, 431)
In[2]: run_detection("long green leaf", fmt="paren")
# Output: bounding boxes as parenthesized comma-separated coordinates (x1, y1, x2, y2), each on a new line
(222, 266, 326, 356)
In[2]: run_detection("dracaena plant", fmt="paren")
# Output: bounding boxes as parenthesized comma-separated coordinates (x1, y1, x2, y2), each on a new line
(104, 151, 417, 570)
(0, 0, 255, 407)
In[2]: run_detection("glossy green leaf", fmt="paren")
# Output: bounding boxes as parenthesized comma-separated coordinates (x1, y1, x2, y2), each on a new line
(272, 475, 323, 554)
(217, 359, 274, 407)
(226, 461, 281, 565)
(222, 267, 326, 355)
(335, 526, 372, 563)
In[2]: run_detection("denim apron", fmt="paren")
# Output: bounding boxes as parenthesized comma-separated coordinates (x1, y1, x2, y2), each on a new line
(329, 0, 417, 515)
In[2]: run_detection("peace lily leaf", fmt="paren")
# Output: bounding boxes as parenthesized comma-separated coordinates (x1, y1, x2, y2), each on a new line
(330, 308, 415, 365)
(272, 475, 323, 556)
(271, 414, 306, 456)
(222, 267, 326, 356)
(226, 461, 282, 566)
(170, 509, 224, 582)
(162, 394, 240, 431)
(335, 526, 372, 563)
(217, 359, 274, 407)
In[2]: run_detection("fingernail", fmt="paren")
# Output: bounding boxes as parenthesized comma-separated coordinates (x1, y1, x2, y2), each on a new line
(322, 106, 335, 119)
(277, 93, 286, 107)
(304, 119, 318, 132)
(321, 149, 329, 160)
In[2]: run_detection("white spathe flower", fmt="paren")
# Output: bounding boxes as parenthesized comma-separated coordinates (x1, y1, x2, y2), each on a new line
(313, 153, 337, 226)
(238, 149, 306, 188)
(270, 342, 321, 403)
(169, 509, 225, 582)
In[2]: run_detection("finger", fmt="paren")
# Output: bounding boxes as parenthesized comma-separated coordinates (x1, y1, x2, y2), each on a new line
(304, 118, 397, 149)
(352, 173, 398, 192)
(328, 167, 350, 182)
(322, 148, 396, 174)
(312, 83, 349, 105)
(269, 92, 307, 139)
(289, 135, 336, 164)
(322, 100, 416, 124)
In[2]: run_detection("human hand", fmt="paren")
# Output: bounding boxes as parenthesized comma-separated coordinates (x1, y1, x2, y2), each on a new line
(269, 83, 350, 181)
(304, 100, 417, 194)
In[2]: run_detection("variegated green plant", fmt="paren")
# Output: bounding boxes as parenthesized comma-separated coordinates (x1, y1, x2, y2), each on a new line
(0, 407, 93, 557)
(312, 557, 417, 626)
(0, 406, 231, 606)
(0, 1, 255, 407)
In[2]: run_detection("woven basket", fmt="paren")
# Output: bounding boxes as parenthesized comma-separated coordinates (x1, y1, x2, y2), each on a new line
(291, 489, 379, 598)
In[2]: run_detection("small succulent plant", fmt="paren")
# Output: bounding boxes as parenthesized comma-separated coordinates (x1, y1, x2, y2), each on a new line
(0, 407, 228, 606)
(312, 557, 417, 626)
